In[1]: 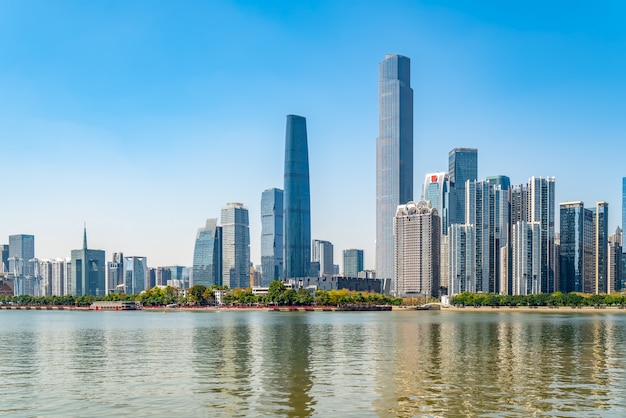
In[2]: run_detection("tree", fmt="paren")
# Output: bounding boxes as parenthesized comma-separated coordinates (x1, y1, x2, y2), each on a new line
(268, 280, 286, 305)
(188, 285, 208, 305)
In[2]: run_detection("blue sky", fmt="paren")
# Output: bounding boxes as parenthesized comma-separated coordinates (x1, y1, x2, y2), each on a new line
(1, 0, 625, 269)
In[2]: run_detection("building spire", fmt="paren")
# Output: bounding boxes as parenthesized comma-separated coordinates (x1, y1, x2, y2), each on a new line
(83, 222, 88, 250)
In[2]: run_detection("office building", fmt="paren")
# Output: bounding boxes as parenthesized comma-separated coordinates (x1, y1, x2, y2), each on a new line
(582, 207, 595, 293)
(1, 244, 8, 273)
(422, 172, 451, 235)
(8, 234, 35, 296)
(393, 201, 440, 298)
(261, 188, 284, 286)
(448, 148, 478, 226)
(124, 256, 148, 294)
(192, 218, 222, 288)
(376, 54, 413, 282)
(312, 239, 334, 276)
(595, 202, 609, 294)
(284, 115, 311, 279)
(559, 202, 584, 293)
(107, 252, 124, 294)
(623, 177, 626, 246)
(343, 249, 364, 278)
(70, 227, 106, 297)
(221, 202, 250, 289)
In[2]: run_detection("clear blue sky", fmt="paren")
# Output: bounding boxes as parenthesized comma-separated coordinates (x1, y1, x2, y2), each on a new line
(1, 0, 625, 270)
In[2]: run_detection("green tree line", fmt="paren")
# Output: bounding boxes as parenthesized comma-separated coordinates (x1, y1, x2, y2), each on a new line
(0, 281, 401, 308)
(451, 292, 626, 307)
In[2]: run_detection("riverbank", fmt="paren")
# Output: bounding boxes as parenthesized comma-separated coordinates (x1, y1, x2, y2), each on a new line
(440, 305, 626, 313)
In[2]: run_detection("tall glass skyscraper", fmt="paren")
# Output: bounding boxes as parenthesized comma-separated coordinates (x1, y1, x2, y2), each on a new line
(221, 202, 250, 289)
(376, 54, 413, 282)
(261, 188, 284, 286)
(284, 115, 311, 279)
(595, 201, 609, 294)
(560, 202, 584, 293)
(448, 148, 478, 226)
(192, 218, 222, 288)
(312, 239, 334, 276)
(124, 256, 148, 295)
(422, 172, 450, 235)
(622, 177, 625, 246)
(527, 176, 556, 294)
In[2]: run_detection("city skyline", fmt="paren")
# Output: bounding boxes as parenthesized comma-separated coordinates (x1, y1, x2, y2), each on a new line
(2, 1, 625, 269)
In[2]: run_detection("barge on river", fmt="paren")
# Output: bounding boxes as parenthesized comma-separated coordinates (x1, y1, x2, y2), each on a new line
(89, 301, 140, 311)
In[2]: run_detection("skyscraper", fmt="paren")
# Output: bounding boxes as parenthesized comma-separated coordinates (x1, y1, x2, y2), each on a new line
(70, 227, 105, 297)
(312, 239, 334, 276)
(343, 249, 364, 278)
(376, 54, 413, 283)
(9, 234, 35, 296)
(261, 188, 284, 286)
(284, 115, 311, 279)
(393, 201, 440, 297)
(422, 172, 451, 235)
(192, 218, 222, 288)
(623, 177, 626, 246)
(124, 256, 148, 294)
(221, 202, 250, 289)
(448, 148, 478, 226)
(527, 176, 556, 293)
(511, 221, 541, 295)
(449, 224, 475, 295)
(608, 227, 622, 293)
(1, 244, 8, 273)
(559, 202, 584, 293)
(595, 201, 609, 294)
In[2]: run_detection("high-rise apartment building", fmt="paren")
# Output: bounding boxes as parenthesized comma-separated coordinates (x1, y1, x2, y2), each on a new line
(393, 201, 440, 297)
(312, 239, 334, 276)
(192, 218, 222, 288)
(221, 202, 250, 289)
(124, 256, 148, 294)
(511, 221, 541, 295)
(51, 258, 66, 296)
(261, 188, 284, 286)
(284, 115, 311, 279)
(527, 176, 556, 293)
(376, 54, 413, 283)
(343, 249, 364, 278)
(39, 259, 52, 296)
(595, 202, 609, 294)
(449, 224, 475, 295)
(448, 148, 478, 226)
(608, 227, 622, 293)
(70, 227, 105, 297)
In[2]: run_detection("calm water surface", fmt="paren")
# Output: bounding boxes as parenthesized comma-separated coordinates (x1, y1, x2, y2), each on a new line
(1, 310, 625, 417)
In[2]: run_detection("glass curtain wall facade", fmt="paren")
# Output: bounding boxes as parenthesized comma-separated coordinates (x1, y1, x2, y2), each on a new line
(8, 234, 35, 296)
(595, 202, 609, 294)
(261, 188, 284, 286)
(70, 228, 105, 297)
(559, 202, 584, 293)
(376, 54, 413, 282)
(124, 256, 148, 295)
(527, 176, 556, 294)
(221, 203, 250, 289)
(284, 115, 311, 279)
(312, 239, 334, 276)
(192, 218, 222, 288)
(422, 172, 450, 235)
(448, 148, 478, 226)
(343, 249, 364, 278)
(623, 177, 626, 246)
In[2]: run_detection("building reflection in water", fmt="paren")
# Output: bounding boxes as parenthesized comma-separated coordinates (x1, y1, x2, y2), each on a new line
(373, 312, 626, 417)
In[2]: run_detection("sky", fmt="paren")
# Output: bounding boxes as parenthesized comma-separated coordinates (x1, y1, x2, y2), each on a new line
(1, 0, 625, 270)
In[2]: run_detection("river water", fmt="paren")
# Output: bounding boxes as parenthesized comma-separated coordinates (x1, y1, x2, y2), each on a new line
(0, 309, 625, 417)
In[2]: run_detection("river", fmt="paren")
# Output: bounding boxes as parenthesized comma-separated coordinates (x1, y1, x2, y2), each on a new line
(0, 309, 625, 417)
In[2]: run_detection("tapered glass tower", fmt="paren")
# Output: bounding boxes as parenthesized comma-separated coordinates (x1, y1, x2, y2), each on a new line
(192, 218, 222, 288)
(376, 54, 413, 282)
(284, 115, 311, 279)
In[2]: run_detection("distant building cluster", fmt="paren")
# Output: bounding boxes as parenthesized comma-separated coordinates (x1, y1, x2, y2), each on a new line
(3, 55, 625, 300)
